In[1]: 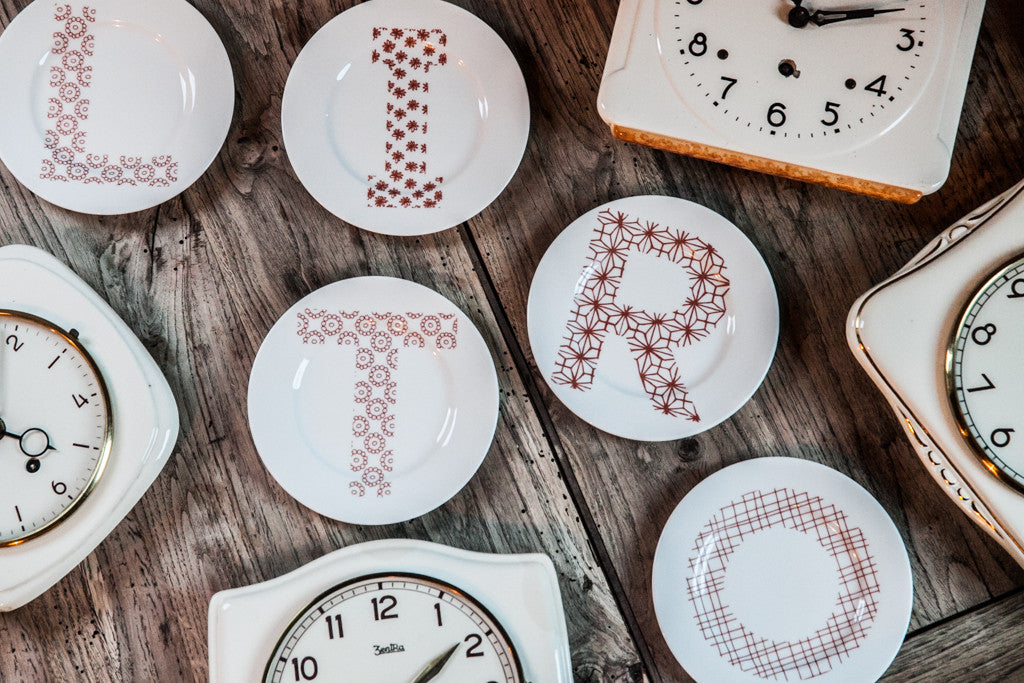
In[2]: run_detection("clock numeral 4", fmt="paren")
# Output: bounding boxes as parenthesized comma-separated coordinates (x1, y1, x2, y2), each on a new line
(991, 428, 1014, 448)
(290, 656, 318, 681)
(464, 633, 485, 657)
(72, 393, 90, 408)
(865, 75, 888, 97)
(371, 595, 398, 620)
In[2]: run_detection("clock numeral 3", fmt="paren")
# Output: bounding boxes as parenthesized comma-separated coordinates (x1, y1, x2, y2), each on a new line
(897, 28, 916, 52)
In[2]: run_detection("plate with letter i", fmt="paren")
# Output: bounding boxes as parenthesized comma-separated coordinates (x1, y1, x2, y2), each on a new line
(528, 195, 779, 441)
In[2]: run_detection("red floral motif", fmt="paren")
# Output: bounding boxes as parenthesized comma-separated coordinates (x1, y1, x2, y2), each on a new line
(687, 488, 880, 680)
(367, 27, 446, 209)
(552, 209, 730, 421)
(296, 308, 459, 497)
(40, 5, 177, 187)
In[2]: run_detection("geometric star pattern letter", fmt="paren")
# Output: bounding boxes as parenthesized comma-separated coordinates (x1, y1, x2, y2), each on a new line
(552, 209, 729, 421)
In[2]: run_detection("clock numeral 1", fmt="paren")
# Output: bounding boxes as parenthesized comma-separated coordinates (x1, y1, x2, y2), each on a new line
(767, 102, 787, 128)
(464, 633, 484, 657)
(719, 76, 737, 99)
(290, 656, 318, 681)
(434, 602, 443, 627)
(14, 505, 22, 522)
(991, 428, 1015, 448)
(966, 373, 996, 393)
(820, 101, 840, 126)
(1007, 278, 1024, 299)
(324, 614, 343, 639)
(72, 393, 90, 408)
(897, 28, 915, 52)
(865, 75, 888, 97)
(372, 595, 398, 620)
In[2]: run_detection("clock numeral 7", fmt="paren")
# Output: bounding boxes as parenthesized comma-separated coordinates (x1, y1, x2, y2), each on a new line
(820, 102, 840, 126)
(720, 76, 737, 99)
(290, 656, 318, 681)
(966, 373, 995, 393)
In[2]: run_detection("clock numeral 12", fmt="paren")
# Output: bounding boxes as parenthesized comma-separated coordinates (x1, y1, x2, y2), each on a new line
(371, 595, 398, 620)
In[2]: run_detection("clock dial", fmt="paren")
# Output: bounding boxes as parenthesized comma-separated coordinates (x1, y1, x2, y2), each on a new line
(947, 256, 1024, 493)
(264, 573, 523, 683)
(0, 311, 112, 546)
(655, 0, 942, 153)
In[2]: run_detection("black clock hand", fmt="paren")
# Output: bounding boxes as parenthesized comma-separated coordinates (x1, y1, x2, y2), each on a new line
(0, 420, 57, 456)
(788, 3, 905, 28)
(409, 642, 460, 683)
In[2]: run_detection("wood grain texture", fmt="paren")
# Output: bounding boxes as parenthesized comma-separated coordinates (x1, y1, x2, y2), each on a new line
(0, 0, 1022, 680)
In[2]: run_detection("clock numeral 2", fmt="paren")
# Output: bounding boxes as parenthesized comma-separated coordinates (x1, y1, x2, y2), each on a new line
(324, 614, 343, 639)
(5, 334, 23, 352)
(372, 595, 398, 620)
(464, 632, 484, 658)
(290, 656, 318, 681)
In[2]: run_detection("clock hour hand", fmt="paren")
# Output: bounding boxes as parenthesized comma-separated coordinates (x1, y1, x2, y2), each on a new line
(409, 642, 460, 683)
(0, 420, 57, 457)
(788, 3, 905, 28)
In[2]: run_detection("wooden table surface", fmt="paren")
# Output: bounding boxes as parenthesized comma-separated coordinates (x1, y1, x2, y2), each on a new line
(2, 0, 1023, 680)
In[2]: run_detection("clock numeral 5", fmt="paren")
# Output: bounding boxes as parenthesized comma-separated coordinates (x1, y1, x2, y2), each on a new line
(371, 595, 398, 620)
(820, 102, 840, 126)
(767, 102, 786, 128)
(897, 28, 916, 52)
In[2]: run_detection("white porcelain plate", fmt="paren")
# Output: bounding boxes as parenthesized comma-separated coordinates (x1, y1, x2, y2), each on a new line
(248, 276, 499, 525)
(653, 457, 913, 683)
(0, 0, 233, 215)
(282, 0, 529, 235)
(528, 195, 778, 441)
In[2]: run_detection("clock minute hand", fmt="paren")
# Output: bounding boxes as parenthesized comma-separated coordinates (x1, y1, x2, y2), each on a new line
(810, 7, 905, 25)
(409, 643, 460, 683)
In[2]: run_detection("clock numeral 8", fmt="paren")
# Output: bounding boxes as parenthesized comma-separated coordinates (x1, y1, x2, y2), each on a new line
(972, 323, 997, 345)
(687, 32, 707, 57)
(767, 102, 786, 128)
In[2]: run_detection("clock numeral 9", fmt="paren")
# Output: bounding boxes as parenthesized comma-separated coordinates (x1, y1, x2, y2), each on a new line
(464, 633, 485, 657)
(290, 656, 318, 681)
(766, 102, 786, 128)
(897, 28, 915, 52)
(51, 481, 67, 495)
(371, 595, 398, 620)
(1007, 279, 1024, 299)
(972, 323, 997, 346)
(820, 102, 840, 126)
(991, 428, 1014, 448)
(687, 32, 707, 57)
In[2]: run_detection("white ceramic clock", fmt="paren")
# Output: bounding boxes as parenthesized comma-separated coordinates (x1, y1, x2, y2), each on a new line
(209, 539, 573, 682)
(0, 244, 178, 609)
(848, 177, 1024, 566)
(598, 0, 986, 202)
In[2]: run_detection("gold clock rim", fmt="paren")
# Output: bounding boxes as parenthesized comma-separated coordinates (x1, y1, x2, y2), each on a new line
(0, 309, 114, 547)
(262, 571, 526, 683)
(944, 254, 1024, 496)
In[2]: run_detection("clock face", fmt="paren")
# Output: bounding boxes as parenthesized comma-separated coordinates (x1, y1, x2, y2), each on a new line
(0, 311, 112, 546)
(947, 256, 1024, 494)
(264, 573, 523, 683)
(654, 0, 942, 153)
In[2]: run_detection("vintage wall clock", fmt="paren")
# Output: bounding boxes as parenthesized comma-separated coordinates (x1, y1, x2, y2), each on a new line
(0, 245, 178, 609)
(597, 0, 986, 202)
(848, 177, 1024, 566)
(209, 539, 573, 682)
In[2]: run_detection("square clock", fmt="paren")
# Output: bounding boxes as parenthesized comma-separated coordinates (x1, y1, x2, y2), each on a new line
(0, 244, 178, 609)
(597, 0, 986, 203)
(848, 178, 1024, 566)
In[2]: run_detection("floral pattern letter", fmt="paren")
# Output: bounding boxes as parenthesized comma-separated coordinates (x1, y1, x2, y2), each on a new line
(297, 310, 458, 498)
(41, 5, 177, 186)
(368, 28, 446, 208)
(552, 209, 729, 421)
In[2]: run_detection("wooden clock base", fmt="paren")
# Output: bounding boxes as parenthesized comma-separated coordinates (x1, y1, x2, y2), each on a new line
(611, 124, 924, 204)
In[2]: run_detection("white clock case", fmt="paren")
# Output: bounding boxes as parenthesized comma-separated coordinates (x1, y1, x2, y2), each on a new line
(847, 178, 1024, 566)
(0, 244, 179, 609)
(597, 0, 985, 201)
(208, 539, 574, 683)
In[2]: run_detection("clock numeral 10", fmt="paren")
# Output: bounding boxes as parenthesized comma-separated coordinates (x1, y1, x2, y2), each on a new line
(290, 656, 318, 681)
(324, 614, 343, 639)
(991, 428, 1014, 448)
(371, 595, 398, 621)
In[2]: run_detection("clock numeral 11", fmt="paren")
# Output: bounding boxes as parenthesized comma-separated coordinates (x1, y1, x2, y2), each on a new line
(324, 614, 343, 639)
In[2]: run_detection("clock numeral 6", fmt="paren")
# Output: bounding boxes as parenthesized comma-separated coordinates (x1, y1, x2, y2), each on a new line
(767, 102, 786, 128)
(1007, 278, 1024, 299)
(972, 323, 997, 346)
(897, 28, 916, 52)
(464, 632, 485, 657)
(820, 102, 840, 127)
(991, 428, 1014, 448)
(371, 595, 398, 620)
(51, 481, 67, 495)
(290, 656, 318, 681)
